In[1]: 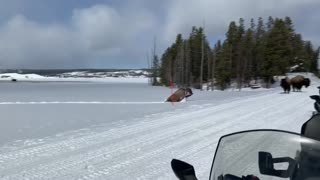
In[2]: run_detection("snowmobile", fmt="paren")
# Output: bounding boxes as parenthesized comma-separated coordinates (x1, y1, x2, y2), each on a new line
(309, 86, 320, 114)
(171, 113, 320, 180)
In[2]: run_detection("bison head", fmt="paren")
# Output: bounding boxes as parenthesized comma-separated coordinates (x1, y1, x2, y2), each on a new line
(185, 88, 193, 98)
(303, 78, 311, 88)
(280, 78, 290, 87)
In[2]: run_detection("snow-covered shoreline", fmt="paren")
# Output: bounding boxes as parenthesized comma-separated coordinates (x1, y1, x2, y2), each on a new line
(0, 73, 149, 83)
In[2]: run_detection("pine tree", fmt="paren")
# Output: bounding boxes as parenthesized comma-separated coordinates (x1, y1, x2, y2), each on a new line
(211, 41, 220, 90)
(253, 17, 266, 81)
(151, 55, 160, 86)
(225, 21, 239, 81)
(263, 19, 291, 87)
(184, 40, 192, 87)
(236, 18, 246, 89)
(189, 27, 202, 86)
(215, 41, 231, 90)
(311, 47, 320, 74)
(173, 34, 184, 86)
(188, 27, 211, 88)
(250, 18, 256, 32)
(304, 41, 315, 72)
(290, 34, 306, 71)
(267, 16, 274, 31)
(159, 48, 170, 86)
(242, 29, 255, 86)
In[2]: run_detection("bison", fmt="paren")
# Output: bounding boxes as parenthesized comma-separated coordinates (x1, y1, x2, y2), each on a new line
(290, 75, 310, 92)
(166, 88, 193, 102)
(280, 77, 291, 93)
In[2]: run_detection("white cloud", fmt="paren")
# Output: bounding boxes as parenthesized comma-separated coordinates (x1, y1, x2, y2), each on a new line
(72, 5, 154, 53)
(162, 0, 320, 45)
(0, 15, 83, 68)
(0, 1, 318, 68)
(0, 4, 156, 68)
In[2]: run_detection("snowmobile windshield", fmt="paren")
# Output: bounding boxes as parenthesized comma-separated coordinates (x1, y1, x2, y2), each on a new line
(209, 130, 320, 180)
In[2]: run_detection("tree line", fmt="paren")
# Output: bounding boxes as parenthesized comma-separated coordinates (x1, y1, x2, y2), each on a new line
(156, 16, 320, 90)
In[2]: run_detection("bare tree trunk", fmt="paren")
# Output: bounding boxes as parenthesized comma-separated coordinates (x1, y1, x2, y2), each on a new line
(151, 36, 158, 86)
(211, 51, 216, 91)
(236, 60, 241, 91)
(230, 45, 234, 91)
(207, 48, 211, 91)
(181, 42, 185, 87)
(230, 45, 233, 76)
(185, 41, 192, 87)
(174, 53, 179, 86)
(241, 57, 248, 89)
(146, 51, 151, 85)
(200, 33, 204, 91)
(176, 42, 184, 87)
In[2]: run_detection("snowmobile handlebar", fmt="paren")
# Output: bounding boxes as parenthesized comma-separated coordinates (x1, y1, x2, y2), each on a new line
(310, 95, 320, 102)
(218, 174, 260, 180)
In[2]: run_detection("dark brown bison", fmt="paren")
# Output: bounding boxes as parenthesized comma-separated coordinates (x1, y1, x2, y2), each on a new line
(166, 88, 193, 102)
(280, 77, 291, 93)
(290, 75, 310, 92)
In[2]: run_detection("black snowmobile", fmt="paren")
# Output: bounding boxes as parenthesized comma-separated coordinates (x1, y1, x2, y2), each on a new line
(171, 113, 320, 180)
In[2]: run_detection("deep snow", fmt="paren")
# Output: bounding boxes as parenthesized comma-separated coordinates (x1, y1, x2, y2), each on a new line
(0, 73, 318, 179)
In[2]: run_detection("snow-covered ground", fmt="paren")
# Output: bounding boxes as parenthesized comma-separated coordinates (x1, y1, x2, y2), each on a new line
(0, 73, 318, 179)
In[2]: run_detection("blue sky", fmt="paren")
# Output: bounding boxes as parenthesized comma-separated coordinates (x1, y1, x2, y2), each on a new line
(0, 0, 319, 69)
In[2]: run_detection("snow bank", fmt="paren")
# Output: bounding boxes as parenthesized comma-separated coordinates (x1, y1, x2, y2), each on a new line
(0, 73, 46, 80)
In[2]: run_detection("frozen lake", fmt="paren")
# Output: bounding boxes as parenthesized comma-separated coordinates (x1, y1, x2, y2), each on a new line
(0, 82, 268, 146)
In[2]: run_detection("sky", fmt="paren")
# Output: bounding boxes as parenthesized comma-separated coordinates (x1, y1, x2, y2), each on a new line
(0, 0, 319, 69)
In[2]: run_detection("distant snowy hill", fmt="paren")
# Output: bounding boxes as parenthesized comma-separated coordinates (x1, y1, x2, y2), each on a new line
(0, 71, 149, 83)
(57, 70, 150, 78)
(0, 73, 47, 80)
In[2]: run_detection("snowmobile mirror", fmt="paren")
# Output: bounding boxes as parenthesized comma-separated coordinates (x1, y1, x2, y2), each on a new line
(309, 95, 320, 102)
(171, 159, 198, 180)
(258, 152, 296, 178)
(301, 113, 320, 141)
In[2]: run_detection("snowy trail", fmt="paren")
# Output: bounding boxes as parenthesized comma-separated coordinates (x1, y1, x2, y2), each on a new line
(0, 84, 317, 179)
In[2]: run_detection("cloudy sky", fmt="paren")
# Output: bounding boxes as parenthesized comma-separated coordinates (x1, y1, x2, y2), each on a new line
(0, 0, 319, 69)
